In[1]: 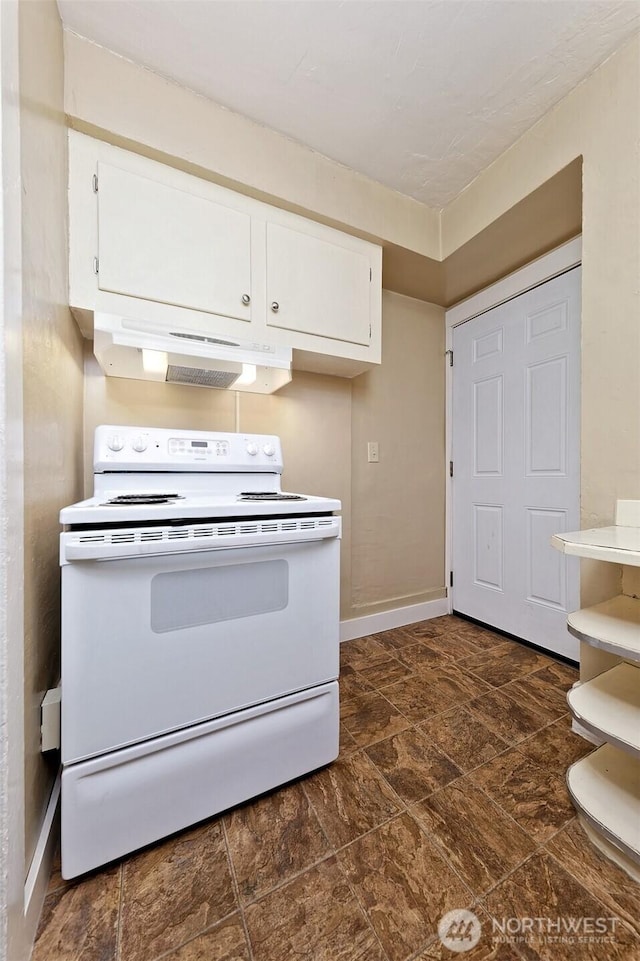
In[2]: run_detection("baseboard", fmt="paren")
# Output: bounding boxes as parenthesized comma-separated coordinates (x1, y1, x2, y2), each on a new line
(571, 717, 604, 746)
(340, 597, 449, 642)
(23, 771, 60, 946)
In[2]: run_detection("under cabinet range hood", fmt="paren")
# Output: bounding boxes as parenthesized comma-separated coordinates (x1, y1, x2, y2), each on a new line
(93, 313, 292, 394)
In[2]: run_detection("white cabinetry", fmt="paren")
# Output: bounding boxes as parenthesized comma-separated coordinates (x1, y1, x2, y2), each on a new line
(266, 222, 372, 346)
(552, 499, 640, 877)
(69, 132, 382, 377)
(97, 162, 252, 323)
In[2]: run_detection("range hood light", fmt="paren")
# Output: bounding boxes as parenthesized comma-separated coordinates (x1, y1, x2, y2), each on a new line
(235, 364, 257, 386)
(142, 348, 168, 376)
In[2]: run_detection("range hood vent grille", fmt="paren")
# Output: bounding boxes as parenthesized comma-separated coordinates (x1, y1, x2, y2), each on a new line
(166, 365, 239, 389)
(169, 332, 239, 348)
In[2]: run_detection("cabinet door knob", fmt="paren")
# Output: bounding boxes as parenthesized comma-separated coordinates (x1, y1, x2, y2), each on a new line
(241, 293, 251, 305)
(271, 301, 279, 312)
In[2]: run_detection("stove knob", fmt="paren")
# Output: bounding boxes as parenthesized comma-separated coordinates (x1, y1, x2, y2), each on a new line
(263, 443, 276, 457)
(107, 434, 124, 452)
(245, 442, 258, 456)
(131, 436, 147, 453)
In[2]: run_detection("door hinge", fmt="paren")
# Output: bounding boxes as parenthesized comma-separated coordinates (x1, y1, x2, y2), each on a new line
(446, 349, 453, 367)
(92, 173, 98, 193)
(93, 256, 99, 274)
(450, 571, 454, 588)
(369, 267, 372, 281)
(369, 323, 372, 340)
(449, 460, 454, 478)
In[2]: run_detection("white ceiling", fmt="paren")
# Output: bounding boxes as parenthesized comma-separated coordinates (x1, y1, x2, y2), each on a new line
(57, 0, 640, 209)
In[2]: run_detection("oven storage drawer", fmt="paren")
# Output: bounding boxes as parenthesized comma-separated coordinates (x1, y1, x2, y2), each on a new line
(61, 682, 338, 879)
(62, 537, 340, 763)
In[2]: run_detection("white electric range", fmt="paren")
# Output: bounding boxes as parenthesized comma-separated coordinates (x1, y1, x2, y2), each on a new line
(59, 425, 341, 879)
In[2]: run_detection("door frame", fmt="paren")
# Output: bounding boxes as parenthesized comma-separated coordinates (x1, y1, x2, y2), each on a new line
(444, 235, 583, 615)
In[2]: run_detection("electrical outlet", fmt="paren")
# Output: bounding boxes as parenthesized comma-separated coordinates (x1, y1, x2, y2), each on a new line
(367, 441, 379, 463)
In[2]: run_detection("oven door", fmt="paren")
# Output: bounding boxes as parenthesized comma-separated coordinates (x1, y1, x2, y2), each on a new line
(61, 527, 340, 763)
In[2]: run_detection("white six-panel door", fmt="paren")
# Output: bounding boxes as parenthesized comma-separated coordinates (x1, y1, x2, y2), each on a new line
(452, 267, 581, 659)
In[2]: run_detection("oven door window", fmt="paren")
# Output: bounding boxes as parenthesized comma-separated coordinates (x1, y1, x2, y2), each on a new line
(151, 559, 289, 633)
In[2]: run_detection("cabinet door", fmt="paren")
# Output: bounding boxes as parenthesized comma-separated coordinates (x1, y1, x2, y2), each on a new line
(97, 162, 252, 323)
(266, 222, 371, 346)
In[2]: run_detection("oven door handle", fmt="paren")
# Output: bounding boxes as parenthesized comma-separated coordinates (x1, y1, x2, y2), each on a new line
(60, 517, 342, 563)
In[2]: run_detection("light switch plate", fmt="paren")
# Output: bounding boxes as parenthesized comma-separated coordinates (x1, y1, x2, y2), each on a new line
(367, 441, 379, 463)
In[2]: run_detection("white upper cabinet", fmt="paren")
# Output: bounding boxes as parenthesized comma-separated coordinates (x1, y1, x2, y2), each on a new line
(97, 163, 252, 323)
(266, 222, 372, 347)
(69, 132, 382, 376)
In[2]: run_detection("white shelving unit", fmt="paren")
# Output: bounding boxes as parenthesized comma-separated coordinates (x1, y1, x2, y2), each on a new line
(567, 595, 640, 662)
(551, 526, 640, 566)
(566, 744, 640, 866)
(552, 499, 640, 874)
(567, 664, 640, 755)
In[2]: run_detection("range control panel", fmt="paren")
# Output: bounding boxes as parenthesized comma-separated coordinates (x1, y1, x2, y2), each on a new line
(94, 426, 283, 473)
(167, 437, 230, 458)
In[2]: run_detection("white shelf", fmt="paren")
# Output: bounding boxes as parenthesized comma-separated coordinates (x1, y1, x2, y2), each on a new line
(551, 526, 640, 566)
(567, 744, 640, 865)
(557, 502, 640, 875)
(568, 665, 640, 757)
(567, 595, 640, 662)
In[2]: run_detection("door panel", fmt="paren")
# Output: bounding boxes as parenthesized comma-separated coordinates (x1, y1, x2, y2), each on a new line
(97, 162, 252, 322)
(452, 267, 580, 659)
(526, 508, 567, 609)
(473, 504, 504, 591)
(474, 376, 503, 475)
(526, 299, 568, 341)
(526, 357, 567, 474)
(266, 222, 371, 345)
(473, 326, 503, 361)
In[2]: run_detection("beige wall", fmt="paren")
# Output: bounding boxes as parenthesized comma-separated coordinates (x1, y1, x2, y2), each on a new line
(20, 1, 84, 870)
(83, 291, 446, 621)
(444, 35, 640, 629)
(351, 292, 446, 614)
(622, 566, 640, 599)
(443, 159, 583, 306)
(63, 30, 441, 260)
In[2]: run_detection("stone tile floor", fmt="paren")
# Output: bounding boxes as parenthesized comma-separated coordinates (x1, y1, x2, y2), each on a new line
(33, 616, 640, 961)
